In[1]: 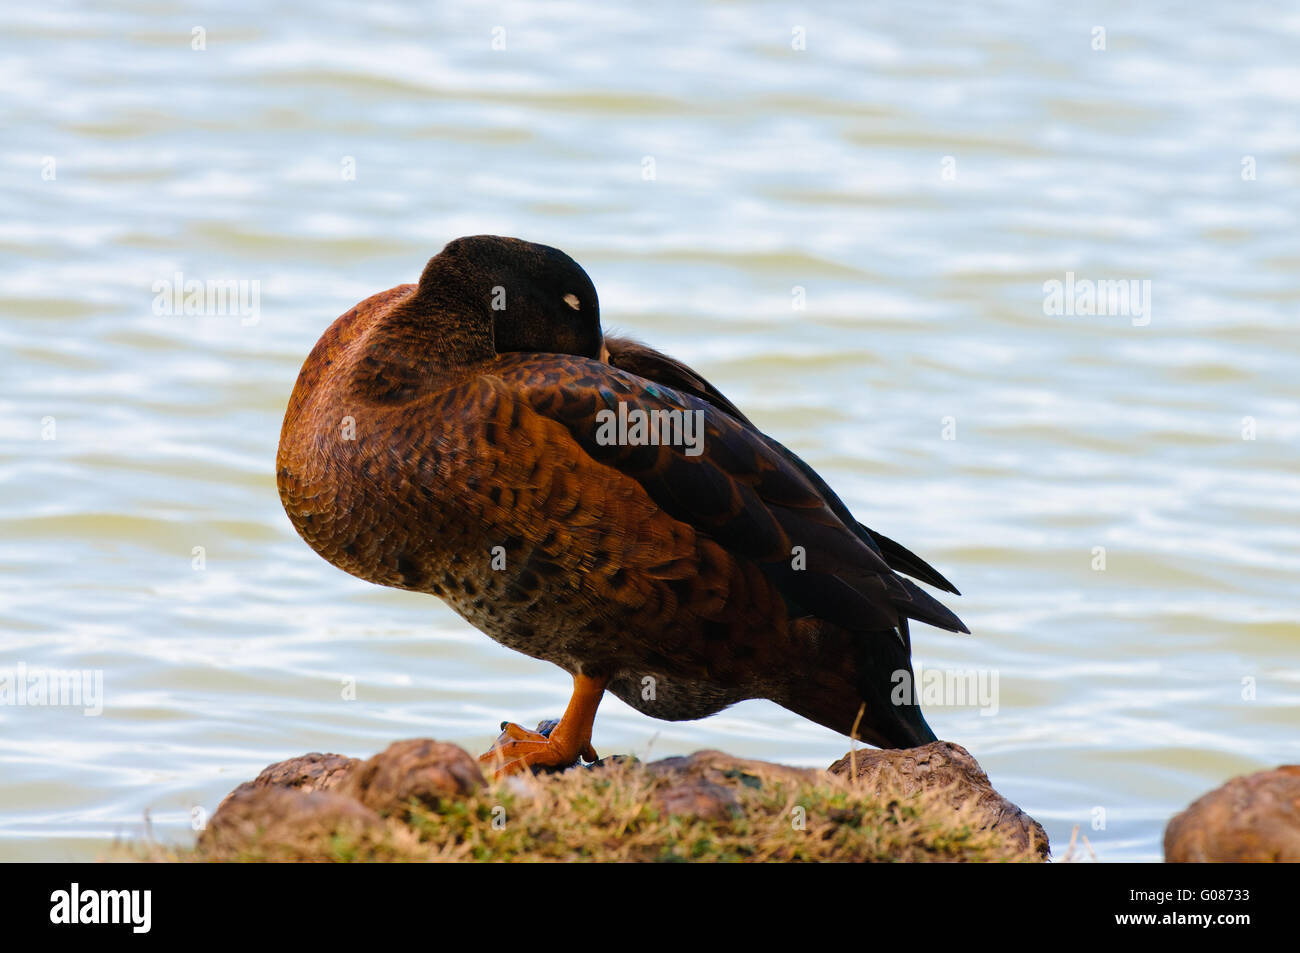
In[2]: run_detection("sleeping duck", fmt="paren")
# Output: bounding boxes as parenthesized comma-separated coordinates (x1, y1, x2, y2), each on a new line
(276, 236, 968, 775)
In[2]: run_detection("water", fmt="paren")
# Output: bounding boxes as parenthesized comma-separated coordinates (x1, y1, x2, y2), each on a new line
(2, 1, 1297, 862)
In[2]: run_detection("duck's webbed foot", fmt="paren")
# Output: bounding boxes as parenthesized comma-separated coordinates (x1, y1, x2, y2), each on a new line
(478, 674, 607, 777)
(479, 719, 598, 775)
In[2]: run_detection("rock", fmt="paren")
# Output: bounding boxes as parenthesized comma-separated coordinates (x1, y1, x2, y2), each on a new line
(642, 748, 811, 816)
(1165, 765, 1300, 862)
(203, 740, 482, 856)
(828, 741, 1049, 857)
(217, 751, 359, 813)
(651, 780, 738, 821)
(645, 750, 802, 822)
(338, 738, 485, 816)
(649, 749, 816, 785)
(199, 786, 384, 859)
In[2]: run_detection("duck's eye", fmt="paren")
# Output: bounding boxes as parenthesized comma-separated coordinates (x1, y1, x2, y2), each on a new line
(563, 293, 581, 311)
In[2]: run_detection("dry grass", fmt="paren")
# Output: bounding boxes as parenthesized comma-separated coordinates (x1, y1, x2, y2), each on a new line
(117, 757, 1044, 863)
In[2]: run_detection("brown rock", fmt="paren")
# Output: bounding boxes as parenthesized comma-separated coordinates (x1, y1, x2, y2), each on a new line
(643, 750, 804, 822)
(651, 778, 741, 822)
(338, 738, 485, 816)
(199, 786, 384, 860)
(828, 741, 1049, 857)
(647, 749, 817, 787)
(1165, 765, 1300, 862)
(217, 751, 359, 813)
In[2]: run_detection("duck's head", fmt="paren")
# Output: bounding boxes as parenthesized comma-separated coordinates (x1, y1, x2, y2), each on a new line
(412, 235, 602, 361)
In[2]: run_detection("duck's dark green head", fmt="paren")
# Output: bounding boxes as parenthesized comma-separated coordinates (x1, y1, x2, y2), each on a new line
(423, 235, 602, 360)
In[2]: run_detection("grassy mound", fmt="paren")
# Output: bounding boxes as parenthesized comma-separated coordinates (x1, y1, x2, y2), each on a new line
(124, 752, 1045, 863)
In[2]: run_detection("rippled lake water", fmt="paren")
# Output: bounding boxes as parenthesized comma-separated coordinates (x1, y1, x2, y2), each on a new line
(1, 2, 1297, 862)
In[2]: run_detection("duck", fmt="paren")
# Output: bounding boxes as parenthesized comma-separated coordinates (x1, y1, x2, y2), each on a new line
(276, 235, 968, 776)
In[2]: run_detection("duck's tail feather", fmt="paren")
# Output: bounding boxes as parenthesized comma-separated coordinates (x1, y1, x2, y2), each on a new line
(870, 529, 961, 594)
(893, 577, 970, 634)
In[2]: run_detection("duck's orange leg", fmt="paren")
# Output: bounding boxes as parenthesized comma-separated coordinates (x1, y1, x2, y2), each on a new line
(479, 673, 607, 777)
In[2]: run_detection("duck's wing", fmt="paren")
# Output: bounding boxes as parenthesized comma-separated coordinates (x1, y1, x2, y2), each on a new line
(602, 335, 755, 426)
(490, 353, 967, 637)
(603, 335, 960, 595)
